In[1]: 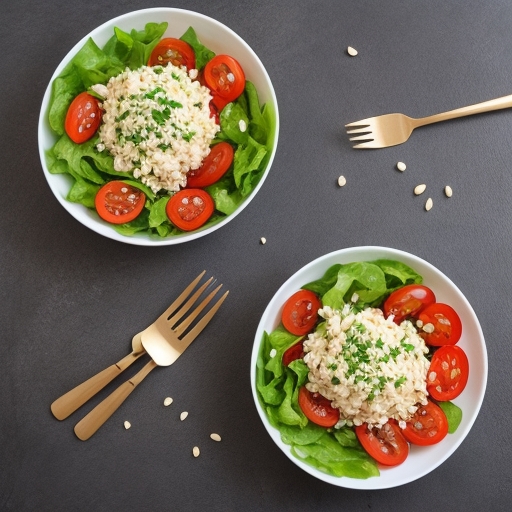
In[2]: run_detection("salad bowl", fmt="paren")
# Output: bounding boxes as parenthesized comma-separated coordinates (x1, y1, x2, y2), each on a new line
(38, 8, 279, 246)
(250, 246, 487, 489)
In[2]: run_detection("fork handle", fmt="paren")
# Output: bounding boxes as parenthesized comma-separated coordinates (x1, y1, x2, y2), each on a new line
(74, 359, 157, 441)
(416, 94, 512, 127)
(50, 351, 144, 421)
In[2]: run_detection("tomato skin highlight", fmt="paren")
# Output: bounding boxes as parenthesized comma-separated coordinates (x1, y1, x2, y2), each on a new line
(282, 339, 305, 366)
(383, 284, 436, 324)
(418, 303, 462, 346)
(298, 387, 340, 428)
(203, 55, 245, 104)
(148, 38, 195, 69)
(95, 181, 146, 224)
(281, 290, 322, 336)
(166, 188, 215, 232)
(427, 345, 469, 401)
(402, 400, 449, 446)
(65, 92, 102, 144)
(355, 422, 409, 466)
(186, 142, 234, 188)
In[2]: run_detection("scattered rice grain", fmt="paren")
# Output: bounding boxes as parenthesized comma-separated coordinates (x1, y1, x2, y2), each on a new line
(338, 175, 347, 187)
(347, 46, 358, 56)
(124, 421, 131, 430)
(425, 197, 433, 211)
(180, 411, 189, 421)
(210, 433, 222, 442)
(193, 446, 200, 457)
(396, 162, 406, 172)
(414, 184, 426, 195)
(260, 237, 267, 245)
(445, 185, 453, 198)
(164, 397, 173, 407)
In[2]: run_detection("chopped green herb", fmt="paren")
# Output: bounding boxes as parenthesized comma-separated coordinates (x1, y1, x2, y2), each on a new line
(394, 376, 407, 388)
(182, 131, 196, 142)
(115, 110, 130, 122)
(144, 87, 165, 100)
(152, 107, 171, 126)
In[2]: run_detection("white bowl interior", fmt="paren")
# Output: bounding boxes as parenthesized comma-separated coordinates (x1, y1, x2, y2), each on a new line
(38, 8, 279, 246)
(250, 246, 487, 489)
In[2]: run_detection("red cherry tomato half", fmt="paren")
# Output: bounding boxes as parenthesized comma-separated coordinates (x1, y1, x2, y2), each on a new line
(148, 38, 195, 69)
(281, 290, 322, 336)
(282, 339, 305, 367)
(166, 188, 215, 232)
(427, 345, 469, 401)
(95, 181, 146, 224)
(203, 55, 246, 104)
(298, 387, 340, 428)
(418, 303, 462, 346)
(186, 142, 234, 188)
(355, 421, 409, 466)
(65, 92, 102, 144)
(383, 284, 436, 324)
(402, 400, 449, 446)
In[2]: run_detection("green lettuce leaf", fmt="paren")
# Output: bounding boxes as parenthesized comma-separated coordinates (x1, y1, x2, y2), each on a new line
(438, 401, 463, 433)
(180, 26, 215, 69)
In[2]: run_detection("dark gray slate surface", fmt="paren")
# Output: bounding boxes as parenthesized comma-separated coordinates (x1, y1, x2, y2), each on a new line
(1, 0, 510, 510)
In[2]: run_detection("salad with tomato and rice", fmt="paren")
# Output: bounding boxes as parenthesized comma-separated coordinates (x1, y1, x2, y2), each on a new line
(256, 260, 468, 479)
(45, 22, 276, 237)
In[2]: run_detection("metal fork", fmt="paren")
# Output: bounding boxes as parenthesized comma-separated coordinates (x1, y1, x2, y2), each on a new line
(50, 271, 212, 421)
(346, 93, 512, 149)
(76, 273, 228, 441)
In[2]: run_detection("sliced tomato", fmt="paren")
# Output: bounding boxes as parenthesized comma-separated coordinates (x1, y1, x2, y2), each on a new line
(355, 422, 409, 466)
(298, 387, 339, 428)
(402, 400, 449, 446)
(203, 55, 245, 107)
(95, 181, 146, 224)
(282, 339, 305, 366)
(427, 345, 469, 401)
(208, 100, 221, 124)
(166, 189, 215, 231)
(418, 303, 462, 346)
(383, 284, 436, 324)
(281, 290, 322, 336)
(65, 92, 102, 144)
(148, 38, 195, 69)
(186, 142, 234, 188)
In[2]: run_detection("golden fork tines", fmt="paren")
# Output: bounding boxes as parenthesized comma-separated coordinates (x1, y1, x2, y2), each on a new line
(74, 274, 228, 441)
(346, 93, 512, 149)
(51, 271, 216, 421)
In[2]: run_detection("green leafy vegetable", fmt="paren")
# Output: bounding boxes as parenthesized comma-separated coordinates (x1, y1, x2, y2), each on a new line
(438, 401, 463, 433)
(179, 26, 215, 69)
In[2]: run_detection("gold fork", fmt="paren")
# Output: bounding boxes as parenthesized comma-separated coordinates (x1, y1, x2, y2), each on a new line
(74, 274, 228, 440)
(346, 93, 512, 149)
(50, 271, 211, 421)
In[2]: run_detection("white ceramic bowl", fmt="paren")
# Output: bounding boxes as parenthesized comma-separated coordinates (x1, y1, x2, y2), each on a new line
(250, 246, 487, 489)
(38, 8, 279, 245)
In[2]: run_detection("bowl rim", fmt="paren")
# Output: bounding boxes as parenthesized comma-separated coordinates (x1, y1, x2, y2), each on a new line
(38, 7, 279, 246)
(250, 245, 488, 489)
